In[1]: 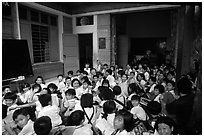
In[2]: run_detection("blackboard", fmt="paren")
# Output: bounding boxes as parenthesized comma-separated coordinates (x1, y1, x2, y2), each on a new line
(2, 39, 33, 80)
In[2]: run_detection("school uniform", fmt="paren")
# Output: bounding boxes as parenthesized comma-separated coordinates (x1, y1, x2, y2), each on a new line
(131, 105, 148, 121)
(18, 120, 35, 135)
(38, 105, 62, 127)
(73, 124, 93, 135)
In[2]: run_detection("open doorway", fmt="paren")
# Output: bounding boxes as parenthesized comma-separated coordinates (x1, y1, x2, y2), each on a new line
(78, 34, 93, 70)
(129, 37, 167, 66)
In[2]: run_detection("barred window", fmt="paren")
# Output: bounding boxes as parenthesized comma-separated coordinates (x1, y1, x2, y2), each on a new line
(31, 24, 49, 63)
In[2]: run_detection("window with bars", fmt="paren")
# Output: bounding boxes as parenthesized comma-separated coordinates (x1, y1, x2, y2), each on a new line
(31, 24, 49, 63)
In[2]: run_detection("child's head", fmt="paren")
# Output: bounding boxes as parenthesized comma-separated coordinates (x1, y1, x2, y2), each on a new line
(32, 83, 42, 93)
(4, 92, 17, 107)
(13, 108, 31, 129)
(167, 71, 174, 81)
(154, 84, 165, 95)
(149, 76, 156, 85)
(57, 74, 64, 82)
(35, 76, 45, 85)
(121, 74, 128, 82)
(34, 116, 52, 135)
(80, 93, 93, 108)
(39, 94, 52, 107)
(131, 95, 140, 107)
(22, 83, 31, 92)
(129, 71, 135, 78)
(105, 69, 112, 76)
(113, 86, 122, 96)
(117, 70, 125, 78)
(82, 71, 88, 76)
(90, 68, 96, 75)
(103, 100, 116, 114)
(65, 77, 72, 86)
(98, 86, 114, 101)
(102, 79, 110, 87)
(85, 63, 90, 68)
(154, 116, 177, 135)
(47, 83, 58, 93)
(2, 86, 11, 96)
(93, 75, 99, 82)
(69, 110, 85, 126)
(137, 73, 145, 81)
(65, 89, 76, 100)
(82, 80, 91, 89)
(114, 109, 134, 132)
(166, 80, 175, 91)
(67, 71, 73, 77)
(41, 88, 51, 95)
(71, 78, 81, 89)
(128, 83, 138, 95)
(76, 70, 81, 76)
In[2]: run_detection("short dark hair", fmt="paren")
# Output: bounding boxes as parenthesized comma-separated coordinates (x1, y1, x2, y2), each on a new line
(103, 100, 116, 114)
(13, 108, 30, 121)
(83, 80, 91, 86)
(65, 89, 76, 96)
(71, 78, 81, 87)
(39, 94, 51, 107)
(34, 116, 52, 135)
(131, 95, 140, 102)
(65, 76, 71, 81)
(102, 79, 110, 87)
(47, 83, 58, 90)
(32, 83, 42, 93)
(98, 86, 114, 100)
(166, 80, 175, 87)
(4, 92, 17, 100)
(57, 74, 63, 78)
(149, 76, 156, 83)
(154, 84, 165, 94)
(69, 110, 84, 126)
(106, 69, 112, 75)
(80, 93, 93, 108)
(113, 86, 121, 95)
(154, 116, 178, 135)
(67, 71, 73, 75)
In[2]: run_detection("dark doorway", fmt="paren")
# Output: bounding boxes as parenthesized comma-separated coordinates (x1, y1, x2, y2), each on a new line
(78, 34, 93, 70)
(129, 37, 166, 66)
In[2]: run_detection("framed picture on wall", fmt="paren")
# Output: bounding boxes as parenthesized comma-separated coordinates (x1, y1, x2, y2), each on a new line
(99, 38, 106, 49)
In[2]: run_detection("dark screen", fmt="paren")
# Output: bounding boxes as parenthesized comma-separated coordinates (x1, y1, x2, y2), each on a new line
(2, 39, 33, 80)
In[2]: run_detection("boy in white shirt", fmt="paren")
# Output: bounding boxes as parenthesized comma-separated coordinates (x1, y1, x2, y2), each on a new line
(38, 94, 62, 127)
(130, 95, 148, 121)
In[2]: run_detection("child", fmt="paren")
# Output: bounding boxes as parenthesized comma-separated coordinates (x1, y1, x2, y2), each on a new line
(35, 76, 47, 89)
(47, 83, 62, 107)
(119, 74, 129, 98)
(57, 74, 65, 91)
(38, 94, 62, 127)
(34, 116, 52, 135)
(112, 109, 135, 135)
(82, 80, 92, 94)
(105, 69, 116, 88)
(151, 84, 165, 103)
(112, 86, 125, 110)
(127, 71, 137, 84)
(154, 116, 178, 135)
(69, 110, 93, 135)
(130, 95, 148, 121)
(84, 63, 91, 75)
(12, 108, 35, 135)
(61, 89, 79, 117)
(2, 92, 19, 135)
(80, 93, 98, 125)
(95, 100, 116, 135)
(67, 70, 74, 79)
(61, 77, 72, 100)
(18, 83, 32, 103)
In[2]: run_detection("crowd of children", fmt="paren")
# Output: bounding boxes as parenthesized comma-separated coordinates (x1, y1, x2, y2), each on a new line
(2, 61, 201, 135)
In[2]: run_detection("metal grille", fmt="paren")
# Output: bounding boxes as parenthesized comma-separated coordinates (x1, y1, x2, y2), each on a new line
(31, 24, 49, 63)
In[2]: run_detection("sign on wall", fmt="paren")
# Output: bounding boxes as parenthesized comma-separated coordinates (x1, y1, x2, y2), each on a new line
(99, 37, 106, 49)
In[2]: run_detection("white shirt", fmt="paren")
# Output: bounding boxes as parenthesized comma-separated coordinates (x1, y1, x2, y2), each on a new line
(130, 105, 148, 121)
(95, 113, 115, 135)
(18, 120, 35, 135)
(73, 124, 93, 135)
(38, 105, 62, 127)
(119, 81, 128, 98)
(106, 75, 116, 88)
(149, 83, 156, 93)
